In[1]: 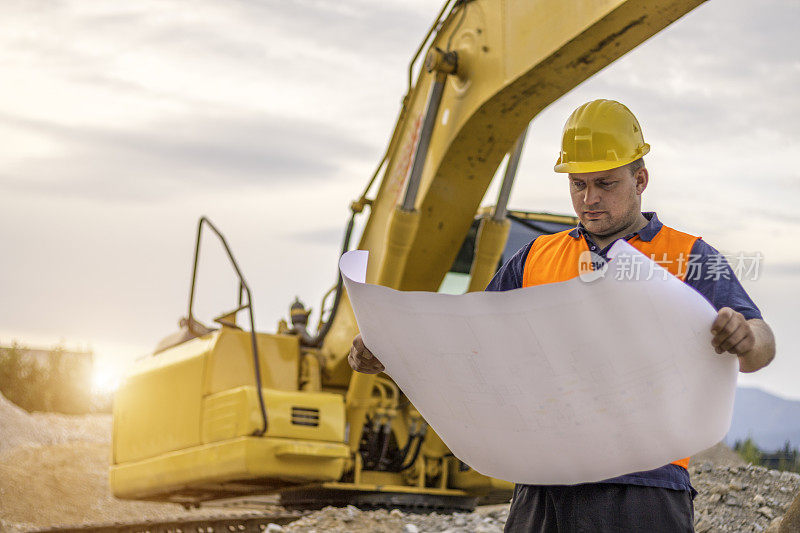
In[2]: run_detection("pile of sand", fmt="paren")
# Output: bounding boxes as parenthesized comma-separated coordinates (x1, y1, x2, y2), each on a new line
(0, 392, 248, 530)
(0, 441, 196, 528)
(0, 392, 112, 456)
(693, 441, 747, 468)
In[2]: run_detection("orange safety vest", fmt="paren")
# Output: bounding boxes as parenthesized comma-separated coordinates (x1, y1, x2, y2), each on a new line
(522, 224, 699, 470)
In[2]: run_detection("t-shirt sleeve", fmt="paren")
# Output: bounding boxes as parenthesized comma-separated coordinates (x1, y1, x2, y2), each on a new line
(484, 239, 536, 292)
(684, 239, 762, 320)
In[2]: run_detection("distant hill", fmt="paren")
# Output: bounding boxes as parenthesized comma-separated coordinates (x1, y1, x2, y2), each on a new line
(724, 387, 800, 452)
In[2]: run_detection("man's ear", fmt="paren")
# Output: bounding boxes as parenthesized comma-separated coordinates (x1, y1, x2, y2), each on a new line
(635, 167, 649, 195)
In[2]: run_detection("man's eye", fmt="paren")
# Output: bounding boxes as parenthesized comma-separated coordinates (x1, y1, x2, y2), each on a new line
(599, 181, 615, 189)
(572, 182, 585, 189)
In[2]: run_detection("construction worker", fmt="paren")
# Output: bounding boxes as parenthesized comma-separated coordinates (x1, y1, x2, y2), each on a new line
(349, 99, 776, 531)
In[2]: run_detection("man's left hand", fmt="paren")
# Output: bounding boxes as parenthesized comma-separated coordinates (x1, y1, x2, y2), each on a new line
(710, 307, 754, 356)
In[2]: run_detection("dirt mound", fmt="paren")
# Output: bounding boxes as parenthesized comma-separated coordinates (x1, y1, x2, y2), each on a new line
(776, 491, 800, 532)
(0, 392, 267, 531)
(0, 391, 111, 456)
(693, 441, 747, 468)
(0, 440, 272, 531)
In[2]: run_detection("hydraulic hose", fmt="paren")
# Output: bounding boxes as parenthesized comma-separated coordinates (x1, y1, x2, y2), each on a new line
(305, 209, 357, 347)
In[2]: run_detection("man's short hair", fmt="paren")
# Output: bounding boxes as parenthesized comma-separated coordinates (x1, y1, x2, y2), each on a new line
(626, 157, 645, 176)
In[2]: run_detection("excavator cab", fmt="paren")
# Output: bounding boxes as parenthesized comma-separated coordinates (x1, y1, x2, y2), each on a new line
(440, 209, 578, 294)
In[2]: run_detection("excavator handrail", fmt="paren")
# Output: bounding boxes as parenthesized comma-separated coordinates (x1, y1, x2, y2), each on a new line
(187, 216, 268, 436)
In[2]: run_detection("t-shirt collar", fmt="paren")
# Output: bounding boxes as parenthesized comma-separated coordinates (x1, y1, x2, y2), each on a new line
(567, 211, 662, 242)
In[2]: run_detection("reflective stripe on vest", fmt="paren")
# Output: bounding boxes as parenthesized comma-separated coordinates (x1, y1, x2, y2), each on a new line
(522, 225, 699, 470)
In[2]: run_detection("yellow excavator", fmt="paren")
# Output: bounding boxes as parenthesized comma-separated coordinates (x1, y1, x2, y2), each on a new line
(110, 0, 708, 512)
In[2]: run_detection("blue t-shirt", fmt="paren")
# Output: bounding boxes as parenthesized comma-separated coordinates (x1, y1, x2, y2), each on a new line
(485, 212, 762, 494)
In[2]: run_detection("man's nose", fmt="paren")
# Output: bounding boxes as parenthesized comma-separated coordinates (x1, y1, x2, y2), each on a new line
(583, 185, 601, 206)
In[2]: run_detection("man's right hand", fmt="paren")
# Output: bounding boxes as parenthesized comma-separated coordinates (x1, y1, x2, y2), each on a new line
(348, 333, 385, 374)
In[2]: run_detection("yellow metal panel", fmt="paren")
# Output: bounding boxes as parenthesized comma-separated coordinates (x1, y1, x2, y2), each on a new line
(274, 442, 349, 459)
(205, 329, 299, 395)
(503, 0, 624, 80)
(114, 330, 318, 468)
(113, 336, 212, 463)
(201, 386, 256, 443)
(201, 387, 345, 444)
(111, 436, 348, 500)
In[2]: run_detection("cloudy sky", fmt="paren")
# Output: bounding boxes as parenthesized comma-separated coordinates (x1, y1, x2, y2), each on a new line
(1, 0, 798, 398)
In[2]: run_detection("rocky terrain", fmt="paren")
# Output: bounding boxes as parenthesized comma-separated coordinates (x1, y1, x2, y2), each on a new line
(0, 393, 268, 532)
(691, 462, 799, 532)
(225, 446, 800, 533)
(1, 391, 798, 532)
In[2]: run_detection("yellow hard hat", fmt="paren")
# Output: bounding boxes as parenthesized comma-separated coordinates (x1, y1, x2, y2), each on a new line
(554, 99, 650, 173)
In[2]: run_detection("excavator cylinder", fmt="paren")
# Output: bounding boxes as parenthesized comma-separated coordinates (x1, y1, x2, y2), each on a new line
(466, 128, 525, 292)
(467, 215, 510, 292)
(377, 206, 421, 290)
(345, 371, 378, 453)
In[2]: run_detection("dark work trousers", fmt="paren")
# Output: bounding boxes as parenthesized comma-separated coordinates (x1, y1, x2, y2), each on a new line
(504, 483, 695, 532)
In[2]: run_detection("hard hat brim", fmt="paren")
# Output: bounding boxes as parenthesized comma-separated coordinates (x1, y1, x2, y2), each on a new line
(554, 147, 649, 174)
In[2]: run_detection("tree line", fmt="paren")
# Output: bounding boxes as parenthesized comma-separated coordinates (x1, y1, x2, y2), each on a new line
(0, 343, 93, 413)
(734, 437, 800, 473)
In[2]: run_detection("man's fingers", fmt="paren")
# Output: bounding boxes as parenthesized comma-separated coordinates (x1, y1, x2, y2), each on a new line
(719, 327, 747, 353)
(712, 328, 734, 353)
(352, 334, 374, 359)
(711, 308, 734, 335)
(731, 334, 756, 356)
(711, 308, 747, 353)
(353, 334, 365, 352)
(348, 336, 384, 374)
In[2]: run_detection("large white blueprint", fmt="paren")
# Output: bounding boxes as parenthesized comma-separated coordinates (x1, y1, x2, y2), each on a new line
(339, 240, 738, 485)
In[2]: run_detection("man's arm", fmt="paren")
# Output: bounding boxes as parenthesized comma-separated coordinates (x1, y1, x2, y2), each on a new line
(711, 308, 776, 373)
(685, 239, 774, 373)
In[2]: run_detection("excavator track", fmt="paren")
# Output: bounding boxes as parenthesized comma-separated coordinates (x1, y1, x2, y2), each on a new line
(279, 488, 477, 513)
(32, 492, 476, 532)
(31, 510, 309, 533)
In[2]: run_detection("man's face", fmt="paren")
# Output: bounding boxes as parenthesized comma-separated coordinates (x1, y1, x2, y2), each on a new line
(568, 165, 646, 237)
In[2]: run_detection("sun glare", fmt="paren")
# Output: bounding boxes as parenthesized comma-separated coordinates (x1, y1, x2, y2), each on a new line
(92, 361, 123, 394)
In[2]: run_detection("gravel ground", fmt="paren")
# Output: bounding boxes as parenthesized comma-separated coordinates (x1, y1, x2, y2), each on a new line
(0, 391, 111, 457)
(256, 463, 800, 533)
(275, 505, 509, 533)
(2, 391, 799, 532)
(0, 393, 277, 532)
(690, 462, 800, 533)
